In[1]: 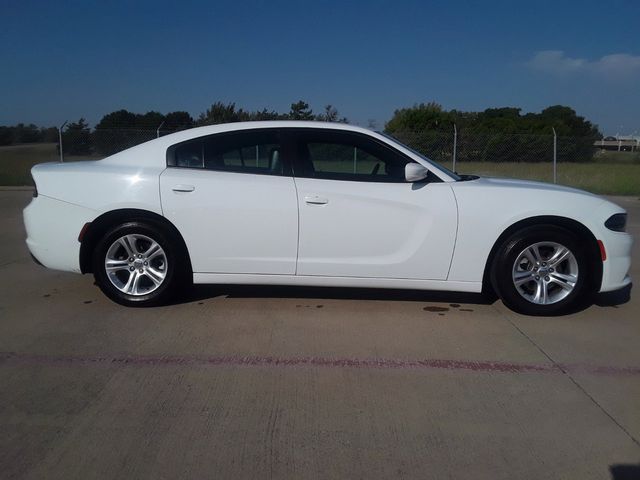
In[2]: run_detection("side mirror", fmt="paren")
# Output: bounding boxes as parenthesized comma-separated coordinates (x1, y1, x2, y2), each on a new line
(405, 163, 429, 182)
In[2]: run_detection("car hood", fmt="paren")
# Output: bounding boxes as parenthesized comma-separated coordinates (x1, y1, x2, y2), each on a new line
(459, 175, 598, 198)
(449, 174, 627, 226)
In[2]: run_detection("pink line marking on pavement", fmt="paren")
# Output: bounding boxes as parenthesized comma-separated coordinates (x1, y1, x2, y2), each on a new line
(1, 352, 638, 376)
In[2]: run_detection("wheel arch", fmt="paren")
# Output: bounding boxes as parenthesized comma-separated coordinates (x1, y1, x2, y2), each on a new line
(481, 215, 602, 296)
(79, 209, 192, 275)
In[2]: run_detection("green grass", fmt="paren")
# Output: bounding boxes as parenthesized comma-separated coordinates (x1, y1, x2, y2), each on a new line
(2, 143, 639, 195)
(0, 143, 101, 185)
(451, 161, 640, 195)
(592, 149, 640, 164)
(0, 143, 58, 185)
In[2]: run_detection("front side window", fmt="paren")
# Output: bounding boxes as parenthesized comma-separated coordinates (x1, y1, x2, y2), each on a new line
(167, 130, 285, 176)
(291, 130, 409, 182)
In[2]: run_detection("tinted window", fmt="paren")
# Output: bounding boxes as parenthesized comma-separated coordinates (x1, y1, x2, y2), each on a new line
(167, 130, 284, 175)
(291, 130, 409, 182)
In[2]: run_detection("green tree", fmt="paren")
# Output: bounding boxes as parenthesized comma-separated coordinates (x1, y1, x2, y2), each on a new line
(249, 108, 287, 121)
(384, 103, 454, 164)
(164, 111, 194, 132)
(0, 127, 12, 145)
(40, 127, 59, 143)
(385, 103, 601, 163)
(11, 123, 42, 143)
(93, 110, 145, 155)
(385, 102, 453, 133)
(62, 119, 92, 156)
(316, 104, 348, 123)
(135, 111, 165, 129)
(95, 109, 138, 129)
(197, 102, 249, 125)
(288, 100, 314, 120)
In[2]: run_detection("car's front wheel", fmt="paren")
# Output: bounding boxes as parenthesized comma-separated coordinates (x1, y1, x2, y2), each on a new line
(491, 225, 590, 315)
(93, 221, 186, 307)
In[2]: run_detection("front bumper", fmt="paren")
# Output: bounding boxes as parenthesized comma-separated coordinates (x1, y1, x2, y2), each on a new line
(599, 230, 633, 292)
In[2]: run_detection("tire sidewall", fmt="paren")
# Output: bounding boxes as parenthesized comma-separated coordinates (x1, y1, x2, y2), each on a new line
(93, 222, 177, 307)
(493, 226, 589, 315)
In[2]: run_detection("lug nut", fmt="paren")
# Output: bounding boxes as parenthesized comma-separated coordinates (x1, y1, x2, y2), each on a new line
(544, 276, 550, 281)
(138, 268, 144, 273)
(129, 266, 134, 271)
(138, 254, 142, 259)
(143, 261, 148, 266)
(542, 262, 547, 267)
(535, 275, 540, 280)
(129, 257, 134, 262)
(549, 267, 554, 272)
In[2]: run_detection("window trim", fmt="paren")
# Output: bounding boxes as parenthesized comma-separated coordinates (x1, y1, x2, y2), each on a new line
(165, 128, 292, 177)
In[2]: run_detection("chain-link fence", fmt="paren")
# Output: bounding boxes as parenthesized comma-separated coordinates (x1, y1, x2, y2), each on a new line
(59, 127, 634, 167)
(1, 125, 639, 193)
(387, 129, 640, 193)
(390, 130, 608, 168)
(60, 127, 194, 158)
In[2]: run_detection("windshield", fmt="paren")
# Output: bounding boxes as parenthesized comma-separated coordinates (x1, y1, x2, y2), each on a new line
(378, 132, 462, 181)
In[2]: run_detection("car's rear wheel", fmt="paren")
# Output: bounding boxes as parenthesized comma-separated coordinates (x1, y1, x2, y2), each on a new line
(491, 225, 590, 315)
(93, 221, 187, 307)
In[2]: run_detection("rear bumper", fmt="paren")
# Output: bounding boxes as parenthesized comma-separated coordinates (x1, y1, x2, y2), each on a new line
(23, 195, 95, 273)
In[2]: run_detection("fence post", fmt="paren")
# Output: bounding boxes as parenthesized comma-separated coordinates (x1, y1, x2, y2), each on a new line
(156, 121, 165, 139)
(552, 127, 557, 184)
(452, 123, 457, 172)
(58, 120, 67, 163)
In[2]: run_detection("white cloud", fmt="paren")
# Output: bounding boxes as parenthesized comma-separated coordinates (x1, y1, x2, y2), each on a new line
(526, 50, 640, 79)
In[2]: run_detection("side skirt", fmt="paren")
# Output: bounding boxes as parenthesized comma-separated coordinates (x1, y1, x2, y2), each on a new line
(192, 273, 482, 293)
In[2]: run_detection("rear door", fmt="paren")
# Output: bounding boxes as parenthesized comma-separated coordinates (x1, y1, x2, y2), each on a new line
(288, 128, 457, 280)
(160, 129, 298, 274)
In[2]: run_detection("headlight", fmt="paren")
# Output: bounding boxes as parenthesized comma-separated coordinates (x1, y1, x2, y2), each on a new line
(604, 213, 627, 232)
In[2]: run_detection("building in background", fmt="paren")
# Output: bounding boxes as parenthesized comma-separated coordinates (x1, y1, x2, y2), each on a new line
(595, 135, 639, 152)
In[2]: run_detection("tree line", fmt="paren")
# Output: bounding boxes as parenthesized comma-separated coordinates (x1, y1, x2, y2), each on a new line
(1, 101, 602, 162)
(0, 100, 347, 156)
(385, 102, 601, 163)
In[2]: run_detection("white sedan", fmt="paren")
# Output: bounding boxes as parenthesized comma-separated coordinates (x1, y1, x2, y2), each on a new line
(24, 121, 632, 315)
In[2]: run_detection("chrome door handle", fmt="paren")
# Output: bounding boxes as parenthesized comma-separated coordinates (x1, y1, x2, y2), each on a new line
(172, 184, 195, 192)
(304, 195, 328, 205)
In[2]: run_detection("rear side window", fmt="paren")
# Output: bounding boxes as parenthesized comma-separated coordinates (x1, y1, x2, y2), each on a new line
(167, 130, 285, 176)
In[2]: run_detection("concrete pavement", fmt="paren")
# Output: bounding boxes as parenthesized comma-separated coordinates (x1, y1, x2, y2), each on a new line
(1, 190, 638, 479)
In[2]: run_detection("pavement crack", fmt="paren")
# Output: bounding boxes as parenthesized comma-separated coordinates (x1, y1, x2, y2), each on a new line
(0, 260, 20, 269)
(499, 308, 640, 448)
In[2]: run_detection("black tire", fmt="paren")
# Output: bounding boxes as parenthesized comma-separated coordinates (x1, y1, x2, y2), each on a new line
(92, 221, 190, 307)
(491, 225, 590, 315)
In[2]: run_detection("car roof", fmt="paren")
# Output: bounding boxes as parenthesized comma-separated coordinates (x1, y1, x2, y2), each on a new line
(159, 120, 376, 143)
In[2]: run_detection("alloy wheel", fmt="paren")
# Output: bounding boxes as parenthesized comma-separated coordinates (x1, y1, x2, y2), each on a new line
(104, 234, 168, 296)
(511, 241, 579, 305)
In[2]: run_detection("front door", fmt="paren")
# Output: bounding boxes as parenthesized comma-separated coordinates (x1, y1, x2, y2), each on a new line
(289, 129, 457, 280)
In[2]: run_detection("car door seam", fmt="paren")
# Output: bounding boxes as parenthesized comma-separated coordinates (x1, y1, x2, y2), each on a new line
(445, 184, 460, 281)
(292, 176, 301, 275)
(158, 167, 167, 216)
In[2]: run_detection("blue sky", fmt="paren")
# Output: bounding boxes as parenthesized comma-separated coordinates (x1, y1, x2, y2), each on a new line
(2, 0, 639, 134)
